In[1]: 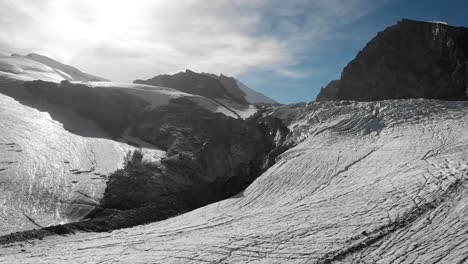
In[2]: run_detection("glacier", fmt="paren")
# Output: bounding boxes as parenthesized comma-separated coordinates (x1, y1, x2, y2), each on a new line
(0, 56, 264, 238)
(2, 99, 467, 263)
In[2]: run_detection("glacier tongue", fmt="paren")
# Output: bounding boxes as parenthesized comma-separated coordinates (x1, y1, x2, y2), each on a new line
(2, 99, 468, 263)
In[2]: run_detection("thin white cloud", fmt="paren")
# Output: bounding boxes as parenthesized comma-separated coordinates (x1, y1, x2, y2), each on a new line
(0, 0, 388, 82)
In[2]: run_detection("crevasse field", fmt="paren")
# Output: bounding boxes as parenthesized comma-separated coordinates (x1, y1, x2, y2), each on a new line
(2, 99, 467, 263)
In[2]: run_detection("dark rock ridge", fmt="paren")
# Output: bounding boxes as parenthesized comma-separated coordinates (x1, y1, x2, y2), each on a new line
(134, 69, 278, 104)
(203, 73, 247, 102)
(134, 69, 247, 103)
(316, 19, 468, 101)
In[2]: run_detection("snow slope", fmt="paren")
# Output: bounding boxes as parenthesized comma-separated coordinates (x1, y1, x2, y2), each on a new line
(3, 99, 468, 263)
(0, 54, 107, 83)
(23, 53, 108, 82)
(0, 93, 163, 236)
(0, 56, 67, 82)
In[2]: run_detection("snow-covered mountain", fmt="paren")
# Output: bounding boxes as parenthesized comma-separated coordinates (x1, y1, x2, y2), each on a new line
(0, 55, 73, 82)
(0, 54, 257, 119)
(22, 53, 109, 82)
(0, 57, 279, 237)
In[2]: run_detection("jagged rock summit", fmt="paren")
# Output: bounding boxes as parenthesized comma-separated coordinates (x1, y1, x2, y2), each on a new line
(317, 19, 468, 101)
(134, 69, 277, 104)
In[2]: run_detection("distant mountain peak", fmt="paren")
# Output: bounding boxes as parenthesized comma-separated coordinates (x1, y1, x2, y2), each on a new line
(134, 70, 277, 104)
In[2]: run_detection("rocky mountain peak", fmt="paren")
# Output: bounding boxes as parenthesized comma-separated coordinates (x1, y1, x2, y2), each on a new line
(134, 70, 277, 104)
(134, 69, 247, 103)
(316, 19, 468, 101)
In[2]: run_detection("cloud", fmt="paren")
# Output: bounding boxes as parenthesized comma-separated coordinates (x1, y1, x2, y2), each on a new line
(0, 0, 388, 82)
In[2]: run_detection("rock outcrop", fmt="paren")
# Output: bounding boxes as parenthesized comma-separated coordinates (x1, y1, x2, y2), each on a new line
(316, 19, 468, 101)
(98, 97, 289, 214)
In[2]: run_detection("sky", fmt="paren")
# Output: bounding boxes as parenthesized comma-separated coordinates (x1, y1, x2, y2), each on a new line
(0, 0, 467, 103)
